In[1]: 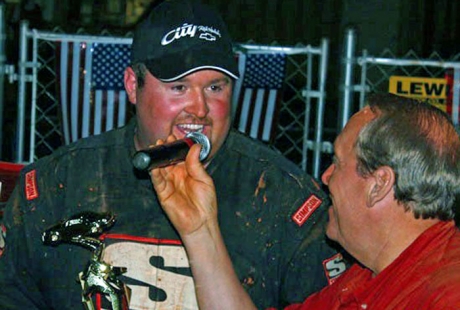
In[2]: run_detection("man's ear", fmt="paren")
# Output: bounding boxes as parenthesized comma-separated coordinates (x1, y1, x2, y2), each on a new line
(367, 166, 395, 207)
(124, 67, 137, 105)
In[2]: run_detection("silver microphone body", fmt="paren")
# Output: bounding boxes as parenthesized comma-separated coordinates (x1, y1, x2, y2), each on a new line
(132, 132, 211, 171)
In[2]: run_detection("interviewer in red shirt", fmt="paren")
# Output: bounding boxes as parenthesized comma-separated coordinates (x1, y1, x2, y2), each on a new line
(150, 93, 460, 310)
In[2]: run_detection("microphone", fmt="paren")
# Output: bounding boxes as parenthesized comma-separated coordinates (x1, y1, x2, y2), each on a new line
(132, 132, 211, 171)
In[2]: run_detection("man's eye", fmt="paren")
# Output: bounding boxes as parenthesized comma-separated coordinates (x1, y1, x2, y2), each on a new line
(208, 84, 221, 92)
(171, 85, 186, 92)
(210, 84, 225, 92)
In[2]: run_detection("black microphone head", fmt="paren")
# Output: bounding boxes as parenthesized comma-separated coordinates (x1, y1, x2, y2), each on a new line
(186, 132, 211, 161)
(131, 132, 212, 171)
(132, 151, 151, 170)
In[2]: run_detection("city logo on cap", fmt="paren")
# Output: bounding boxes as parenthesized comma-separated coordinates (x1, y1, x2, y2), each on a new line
(161, 23, 221, 46)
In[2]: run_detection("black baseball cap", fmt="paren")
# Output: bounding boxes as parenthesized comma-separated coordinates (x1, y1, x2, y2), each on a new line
(131, 0, 239, 82)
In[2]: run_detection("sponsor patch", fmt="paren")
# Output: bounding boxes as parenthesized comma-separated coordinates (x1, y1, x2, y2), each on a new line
(25, 170, 39, 200)
(99, 234, 196, 309)
(323, 253, 347, 285)
(291, 194, 322, 226)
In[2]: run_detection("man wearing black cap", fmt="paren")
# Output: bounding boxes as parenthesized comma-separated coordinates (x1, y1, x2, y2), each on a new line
(0, 0, 347, 309)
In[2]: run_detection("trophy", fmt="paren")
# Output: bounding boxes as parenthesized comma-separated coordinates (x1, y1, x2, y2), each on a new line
(42, 211, 131, 310)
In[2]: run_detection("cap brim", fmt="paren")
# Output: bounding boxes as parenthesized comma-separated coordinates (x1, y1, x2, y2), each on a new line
(144, 45, 240, 82)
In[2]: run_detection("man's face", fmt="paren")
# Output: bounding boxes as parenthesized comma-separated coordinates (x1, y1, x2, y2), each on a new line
(321, 107, 376, 255)
(126, 68, 233, 160)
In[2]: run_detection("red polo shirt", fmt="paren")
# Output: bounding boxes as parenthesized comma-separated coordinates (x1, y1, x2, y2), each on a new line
(284, 221, 460, 310)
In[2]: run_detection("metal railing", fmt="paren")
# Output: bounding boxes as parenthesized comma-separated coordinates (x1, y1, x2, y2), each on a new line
(340, 28, 460, 131)
(6, 20, 331, 179)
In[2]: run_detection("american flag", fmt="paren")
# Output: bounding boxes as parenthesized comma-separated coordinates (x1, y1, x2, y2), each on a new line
(58, 42, 287, 145)
(58, 41, 131, 144)
(232, 52, 286, 142)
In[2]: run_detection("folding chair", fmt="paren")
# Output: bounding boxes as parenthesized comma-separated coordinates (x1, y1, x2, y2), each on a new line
(232, 50, 287, 143)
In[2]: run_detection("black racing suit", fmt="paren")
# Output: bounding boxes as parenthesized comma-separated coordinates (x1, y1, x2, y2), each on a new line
(0, 119, 347, 309)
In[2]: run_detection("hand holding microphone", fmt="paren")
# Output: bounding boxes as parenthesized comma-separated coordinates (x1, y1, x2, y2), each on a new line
(132, 132, 211, 171)
(148, 131, 219, 239)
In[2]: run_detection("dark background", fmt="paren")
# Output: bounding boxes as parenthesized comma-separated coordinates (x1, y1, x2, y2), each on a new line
(2, 0, 460, 162)
(6, 0, 460, 86)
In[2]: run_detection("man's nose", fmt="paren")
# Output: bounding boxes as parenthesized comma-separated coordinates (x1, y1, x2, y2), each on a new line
(184, 90, 209, 118)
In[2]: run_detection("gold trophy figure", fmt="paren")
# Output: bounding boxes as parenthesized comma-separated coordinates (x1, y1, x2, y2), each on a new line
(42, 211, 131, 310)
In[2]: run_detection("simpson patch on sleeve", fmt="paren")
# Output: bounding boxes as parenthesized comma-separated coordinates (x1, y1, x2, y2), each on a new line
(291, 194, 322, 227)
(25, 170, 39, 200)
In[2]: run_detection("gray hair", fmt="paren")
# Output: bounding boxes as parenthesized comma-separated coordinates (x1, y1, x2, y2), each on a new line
(355, 93, 460, 221)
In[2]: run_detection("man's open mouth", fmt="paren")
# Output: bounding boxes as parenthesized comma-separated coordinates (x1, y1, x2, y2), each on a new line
(178, 124, 205, 133)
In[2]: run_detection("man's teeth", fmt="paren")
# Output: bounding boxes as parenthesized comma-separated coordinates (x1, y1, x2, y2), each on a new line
(179, 124, 204, 133)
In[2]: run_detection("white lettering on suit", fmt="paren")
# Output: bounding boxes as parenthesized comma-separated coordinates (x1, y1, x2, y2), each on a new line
(102, 242, 198, 310)
(325, 256, 347, 278)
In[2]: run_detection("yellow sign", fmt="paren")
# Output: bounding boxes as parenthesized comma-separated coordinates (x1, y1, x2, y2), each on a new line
(389, 76, 448, 111)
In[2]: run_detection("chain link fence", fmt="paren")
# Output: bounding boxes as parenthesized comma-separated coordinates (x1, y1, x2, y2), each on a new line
(340, 29, 460, 132)
(7, 21, 330, 179)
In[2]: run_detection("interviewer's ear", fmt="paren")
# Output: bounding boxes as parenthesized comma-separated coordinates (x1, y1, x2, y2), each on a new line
(124, 67, 137, 104)
(367, 166, 395, 207)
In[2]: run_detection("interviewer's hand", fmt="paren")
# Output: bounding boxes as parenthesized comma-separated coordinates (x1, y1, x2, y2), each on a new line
(149, 136, 258, 310)
(149, 135, 217, 237)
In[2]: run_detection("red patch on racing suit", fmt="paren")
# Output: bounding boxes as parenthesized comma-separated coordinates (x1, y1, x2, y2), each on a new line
(25, 170, 39, 200)
(322, 253, 347, 285)
(291, 195, 322, 227)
